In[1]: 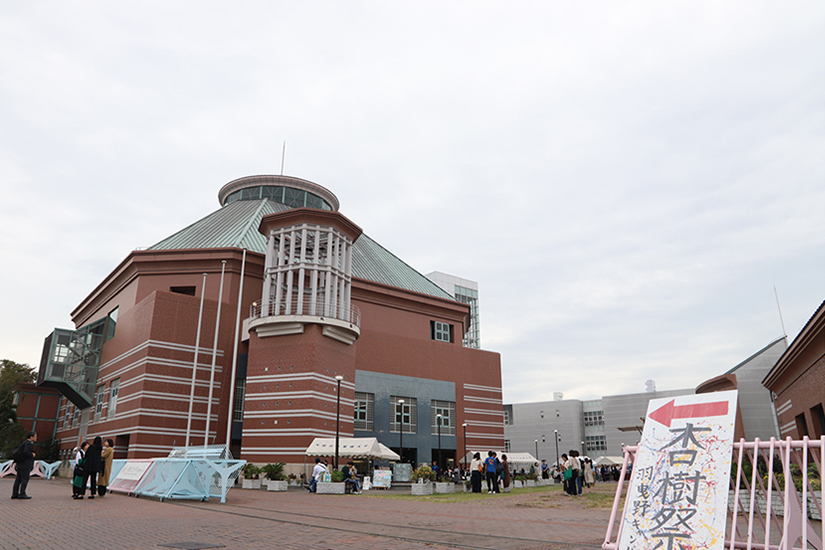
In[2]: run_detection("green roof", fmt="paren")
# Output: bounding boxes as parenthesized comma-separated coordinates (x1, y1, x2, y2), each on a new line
(149, 199, 454, 300)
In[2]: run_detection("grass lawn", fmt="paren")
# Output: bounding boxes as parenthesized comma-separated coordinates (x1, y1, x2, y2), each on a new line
(366, 481, 626, 509)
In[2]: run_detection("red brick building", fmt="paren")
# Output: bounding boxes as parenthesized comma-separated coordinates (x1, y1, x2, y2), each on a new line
(38, 175, 504, 468)
(763, 300, 825, 440)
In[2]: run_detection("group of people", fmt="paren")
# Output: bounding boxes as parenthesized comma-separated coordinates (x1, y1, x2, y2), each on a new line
(559, 449, 595, 496)
(306, 457, 362, 494)
(72, 436, 115, 499)
(468, 451, 512, 493)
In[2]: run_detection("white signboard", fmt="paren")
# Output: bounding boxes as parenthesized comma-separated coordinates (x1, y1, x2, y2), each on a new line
(116, 460, 153, 481)
(618, 390, 738, 550)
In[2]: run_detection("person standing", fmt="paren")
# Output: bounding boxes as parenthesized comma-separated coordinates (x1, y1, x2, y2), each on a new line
(82, 436, 103, 499)
(11, 431, 37, 500)
(501, 454, 511, 493)
(469, 452, 483, 493)
(484, 451, 499, 494)
(583, 457, 595, 488)
(98, 439, 115, 496)
(72, 442, 90, 499)
(571, 450, 583, 495)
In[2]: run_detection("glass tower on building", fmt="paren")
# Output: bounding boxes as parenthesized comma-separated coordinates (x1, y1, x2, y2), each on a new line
(425, 272, 481, 349)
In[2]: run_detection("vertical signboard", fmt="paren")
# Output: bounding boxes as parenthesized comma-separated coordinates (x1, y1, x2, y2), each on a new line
(618, 390, 738, 550)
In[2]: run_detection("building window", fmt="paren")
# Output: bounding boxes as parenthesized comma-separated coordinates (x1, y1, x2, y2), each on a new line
(94, 385, 105, 423)
(504, 440, 511, 452)
(170, 286, 196, 296)
(430, 321, 452, 343)
(584, 411, 604, 427)
(354, 392, 374, 431)
(108, 378, 120, 419)
(431, 400, 456, 435)
(503, 409, 509, 425)
(65, 404, 72, 428)
(73, 406, 80, 427)
(585, 435, 607, 452)
(233, 378, 246, 422)
(391, 396, 416, 434)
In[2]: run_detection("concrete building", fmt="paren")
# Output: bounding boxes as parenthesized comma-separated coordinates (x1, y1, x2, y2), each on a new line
(36, 174, 504, 468)
(504, 338, 788, 461)
(425, 272, 481, 349)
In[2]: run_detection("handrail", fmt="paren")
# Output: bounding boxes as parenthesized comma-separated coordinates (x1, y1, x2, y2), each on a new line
(250, 297, 360, 327)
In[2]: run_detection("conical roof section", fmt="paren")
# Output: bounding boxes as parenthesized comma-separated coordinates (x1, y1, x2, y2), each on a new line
(149, 199, 454, 300)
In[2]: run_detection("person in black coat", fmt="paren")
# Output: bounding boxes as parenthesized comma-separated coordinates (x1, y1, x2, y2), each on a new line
(11, 431, 37, 499)
(82, 436, 103, 499)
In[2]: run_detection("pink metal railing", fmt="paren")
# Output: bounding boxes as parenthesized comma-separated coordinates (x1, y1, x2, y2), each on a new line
(603, 436, 824, 550)
(249, 297, 361, 327)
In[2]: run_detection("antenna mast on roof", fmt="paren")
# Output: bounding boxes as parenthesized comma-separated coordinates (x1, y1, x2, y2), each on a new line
(774, 285, 788, 344)
(280, 142, 286, 175)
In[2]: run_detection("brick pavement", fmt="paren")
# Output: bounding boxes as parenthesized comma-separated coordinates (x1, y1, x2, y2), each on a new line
(0, 478, 616, 550)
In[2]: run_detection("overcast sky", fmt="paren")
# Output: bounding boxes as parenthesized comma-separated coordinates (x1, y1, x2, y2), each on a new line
(1, 2, 823, 404)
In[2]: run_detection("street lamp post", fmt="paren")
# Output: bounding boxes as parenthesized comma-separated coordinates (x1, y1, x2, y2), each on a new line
(436, 413, 442, 472)
(398, 398, 405, 463)
(581, 441, 586, 457)
(462, 423, 467, 470)
(553, 429, 560, 467)
(334, 375, 344, 470)
(534, 439, 539, 461)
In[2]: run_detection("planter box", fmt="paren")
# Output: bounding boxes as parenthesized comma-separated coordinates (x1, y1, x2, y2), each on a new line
(525, 480, 537, 487)
(317, 482, 345, 495)
(242, 478, 262, 489)
(411, 482, 434, 496)
(435, 482, 456, 494)
(266, 480, 288, 492)
(288, 479, 301, 487)
(513, 480, 524, 488)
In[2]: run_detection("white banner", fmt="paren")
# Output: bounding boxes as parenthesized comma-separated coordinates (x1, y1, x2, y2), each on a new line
(618, 390, 738, 550)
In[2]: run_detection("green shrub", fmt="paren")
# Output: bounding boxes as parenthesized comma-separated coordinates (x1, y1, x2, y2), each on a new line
(262, 462, 286, 481)
(242, 464, 261, 479)
(330, 469, 345, 482)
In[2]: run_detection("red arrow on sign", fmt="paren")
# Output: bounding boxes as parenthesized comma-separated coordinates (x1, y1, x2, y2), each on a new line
(648, 399, 729, 428)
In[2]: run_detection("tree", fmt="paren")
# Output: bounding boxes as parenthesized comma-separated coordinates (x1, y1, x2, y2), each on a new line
(0, 359, 37, 456)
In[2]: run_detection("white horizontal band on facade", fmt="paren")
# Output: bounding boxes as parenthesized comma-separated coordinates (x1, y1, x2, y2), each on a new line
(100, 339, 224, 371)
(248, 372, 356, 388)
(242, 449, 314, 456)
(244, 391, 353, 406)
(242, 447, 308, 454)
(780, 421, 796, 434)
(116, 392, 221, 412)
(96, 408, 218, 423)
(463, 396, 504, 405)
(242, 427, 341, 438)
(463, 408, 504, 417)
(775, 399, 793, 415)
(463, 420, 506, 428)
(112, 358, 224, 389)
(463, 383, 502, 394)
(243, 409, 354, 422)
(124, 372, 221, 390)
(465, 433, 507, 440)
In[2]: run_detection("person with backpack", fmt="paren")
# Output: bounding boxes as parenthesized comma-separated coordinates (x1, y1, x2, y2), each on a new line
(72, 441, 90, 499)
(11, 431, 37, 500)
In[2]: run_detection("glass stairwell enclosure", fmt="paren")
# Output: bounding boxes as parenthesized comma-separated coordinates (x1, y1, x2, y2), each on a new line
(37, 316, 114, 409)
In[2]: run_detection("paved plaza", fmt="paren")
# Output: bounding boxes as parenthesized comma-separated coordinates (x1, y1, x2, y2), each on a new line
(1, 478, 619, 550)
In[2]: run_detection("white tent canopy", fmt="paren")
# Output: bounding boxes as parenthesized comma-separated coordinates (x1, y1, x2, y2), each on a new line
(593, 456, 624, 466)
(304, 437, 400, 460)
(462, 451, 537, 465)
